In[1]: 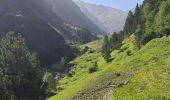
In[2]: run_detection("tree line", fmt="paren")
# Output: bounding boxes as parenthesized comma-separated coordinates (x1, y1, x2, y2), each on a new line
(102, 0, 170, 62)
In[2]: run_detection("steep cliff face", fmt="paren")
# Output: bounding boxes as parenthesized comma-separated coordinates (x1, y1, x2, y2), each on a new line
(45, 0, 104, 34)
(74, 0, 128, 33)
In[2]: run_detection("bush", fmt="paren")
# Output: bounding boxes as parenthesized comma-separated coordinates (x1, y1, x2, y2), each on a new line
(89, 61, 98, 73)
(126, 50, 132, 56)
(81, 46, 89, 54)
(89, 66, 97, 73)
(67, 71, 75, 77)
(88, 49, 95, 53)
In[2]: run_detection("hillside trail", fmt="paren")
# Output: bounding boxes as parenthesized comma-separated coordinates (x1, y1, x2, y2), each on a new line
(98, 90, 113, 100)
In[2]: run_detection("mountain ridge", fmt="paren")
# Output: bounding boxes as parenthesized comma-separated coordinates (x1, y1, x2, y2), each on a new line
(45, 0, 104, 34)
(74, 0, 128, 33)
(0, 0, 98, 65)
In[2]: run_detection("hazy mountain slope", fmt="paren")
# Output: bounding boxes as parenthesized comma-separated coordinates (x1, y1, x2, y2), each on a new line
(0, 0, 97, 65)
(74, 0, 128, 33)
(45, 0, 104, 34)
(0, 0, 67, 65)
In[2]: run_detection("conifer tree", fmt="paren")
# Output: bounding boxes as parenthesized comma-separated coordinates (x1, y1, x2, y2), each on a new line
(135, 26, 142, 50)
(102, 35, 111, 62)
(0, 32, 46, 100)
(134, 4, 141, 31)
(110, 32, 119, 50)
(123, 11, 135, 36)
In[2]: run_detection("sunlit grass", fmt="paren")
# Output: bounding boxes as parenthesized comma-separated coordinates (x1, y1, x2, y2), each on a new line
(48, 37, 170, 100)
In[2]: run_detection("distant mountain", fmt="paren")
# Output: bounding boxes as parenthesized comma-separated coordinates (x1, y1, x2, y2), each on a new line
(45, 0, 104, 34)
(0, 0, 97, 65)
(74, 0, 128, 33)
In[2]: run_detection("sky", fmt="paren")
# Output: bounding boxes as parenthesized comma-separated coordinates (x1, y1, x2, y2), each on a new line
(80, 0, 144, 11)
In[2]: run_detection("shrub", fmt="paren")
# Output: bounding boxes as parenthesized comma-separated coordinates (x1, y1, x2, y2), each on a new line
(88, 49, 95, 53)
(81, 46, 89, 54)
(89, 61, 98, 73)
(126, 50, 132, 56)
(67, 71, 75, 77)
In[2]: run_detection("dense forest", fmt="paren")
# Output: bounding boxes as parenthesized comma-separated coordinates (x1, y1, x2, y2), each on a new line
(0, 0, 170, 100)
(0, 32, 46, 99)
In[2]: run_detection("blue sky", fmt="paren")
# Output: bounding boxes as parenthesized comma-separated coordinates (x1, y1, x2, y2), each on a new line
(80, 0, 144, 11)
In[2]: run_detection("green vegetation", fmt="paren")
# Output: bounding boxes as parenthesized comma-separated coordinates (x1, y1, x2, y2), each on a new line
(48, 0, 170, 99)
(88, 61, 98, 73)
(112, 38, 170, 99)
(102, 35, 111, 62)
(0, 0, 97, 67)
(1, 0, 170, 99)
(101, 33, 121, 63)
(117, 0, 170, 45)
(0, 32, 46, 100)
(49, 35, 170, 100)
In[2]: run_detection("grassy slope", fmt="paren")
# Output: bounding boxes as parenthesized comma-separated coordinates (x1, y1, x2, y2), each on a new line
(48, 36, 170, 100)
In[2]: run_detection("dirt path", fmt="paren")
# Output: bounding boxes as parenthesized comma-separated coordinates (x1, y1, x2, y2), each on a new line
(98, 90, 113, 100)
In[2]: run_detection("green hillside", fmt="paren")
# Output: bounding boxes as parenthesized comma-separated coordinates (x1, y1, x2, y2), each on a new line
(48, 35, 170, 100)
(1, 0, 169, 99)
(48, 0, 170, 99)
